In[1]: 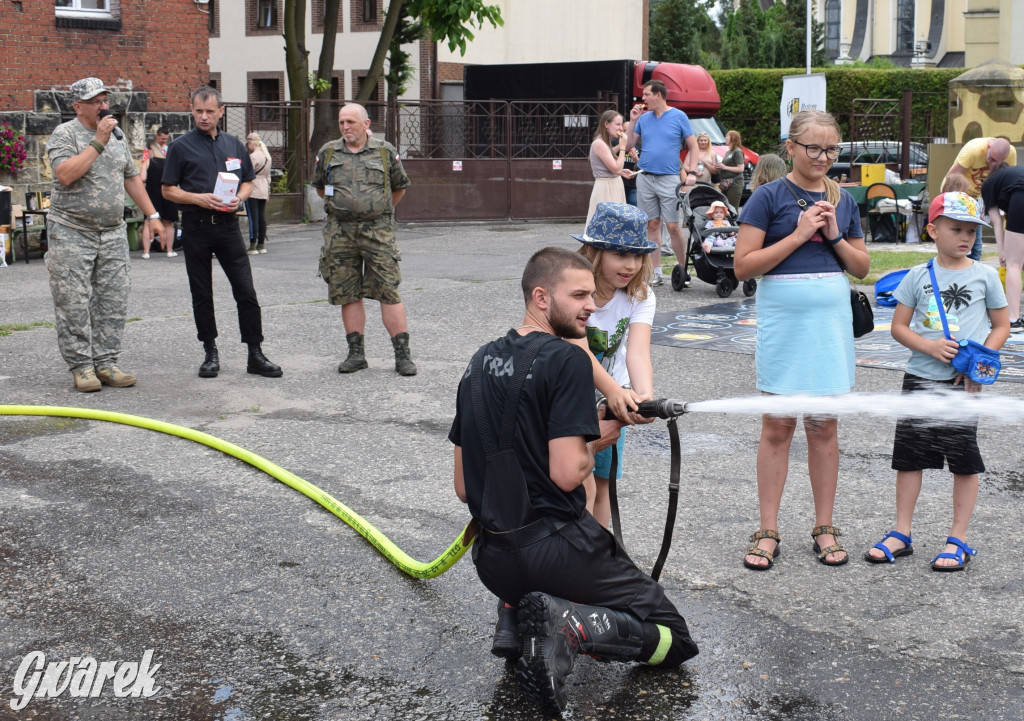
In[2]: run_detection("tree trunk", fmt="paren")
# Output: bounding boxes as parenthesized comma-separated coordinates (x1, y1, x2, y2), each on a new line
(309, 0, 342, 155)
(283, 0, 310, 192)
(356, 0, 407, 103)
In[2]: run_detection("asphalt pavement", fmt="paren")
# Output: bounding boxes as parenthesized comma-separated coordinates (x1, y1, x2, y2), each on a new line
(1, 221, 1022, 721)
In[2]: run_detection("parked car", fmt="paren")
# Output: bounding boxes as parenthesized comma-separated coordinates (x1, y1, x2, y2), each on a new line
(827, 141, 929, 182)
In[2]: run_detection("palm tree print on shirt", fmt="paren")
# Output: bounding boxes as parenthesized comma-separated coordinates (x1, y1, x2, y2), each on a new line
(922, 282, 971, 332)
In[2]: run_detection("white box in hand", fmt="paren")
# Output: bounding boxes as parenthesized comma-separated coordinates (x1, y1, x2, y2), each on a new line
(213, 172, 239, 208)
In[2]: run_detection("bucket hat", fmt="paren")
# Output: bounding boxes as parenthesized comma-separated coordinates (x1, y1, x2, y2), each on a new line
(571, 202, 656, 254)
(708, 200, 729, 214)
(71, 78, 109, 102)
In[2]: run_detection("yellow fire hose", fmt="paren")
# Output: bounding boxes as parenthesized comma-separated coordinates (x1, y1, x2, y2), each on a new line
(0, 405, 473, 579)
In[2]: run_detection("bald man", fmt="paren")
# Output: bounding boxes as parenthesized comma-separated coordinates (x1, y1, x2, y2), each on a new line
(312, 104, 415, 376)
(943, 137, 1017, 260)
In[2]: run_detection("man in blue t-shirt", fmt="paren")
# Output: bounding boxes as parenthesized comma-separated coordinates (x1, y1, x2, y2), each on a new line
(625, 79, 699, 285)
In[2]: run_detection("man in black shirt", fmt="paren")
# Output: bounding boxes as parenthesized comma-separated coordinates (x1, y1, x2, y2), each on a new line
(162, 86, 281, 378)
(449, 247, 698, 714)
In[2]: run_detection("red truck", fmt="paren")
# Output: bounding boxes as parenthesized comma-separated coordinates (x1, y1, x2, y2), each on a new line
(463, 59, 758, 177)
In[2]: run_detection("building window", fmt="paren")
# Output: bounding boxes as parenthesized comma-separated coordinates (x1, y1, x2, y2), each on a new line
(55, 0, 109, 13)
(249, 73, 284, 128)
(351, 0, 382, 31)
(256, 0, 277, 28)
(825, 0, 841, 57)
(247, 0, 280, 35)
(208, 0, 219, 36)
(896, 0, 914, 53)
(331, 75, 345, 101)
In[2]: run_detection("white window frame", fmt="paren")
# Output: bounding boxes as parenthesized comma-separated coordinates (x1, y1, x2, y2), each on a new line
(55, 1, 113, 19)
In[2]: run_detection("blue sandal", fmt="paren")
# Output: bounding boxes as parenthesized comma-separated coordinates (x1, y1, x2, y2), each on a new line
(930, 536, 976, 572)
(864, 530, 913, 564)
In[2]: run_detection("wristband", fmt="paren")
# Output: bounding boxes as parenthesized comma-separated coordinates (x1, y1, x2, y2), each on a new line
(89, 140, 105, 154)
(686, 170, 697, 176)
(585, 441, 594, 456)
(147, 213, 161, 221)
(828, 234, 843, 245)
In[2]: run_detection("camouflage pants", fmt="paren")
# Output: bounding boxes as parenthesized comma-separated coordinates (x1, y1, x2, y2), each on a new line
(318, 217, 402, 305)
(45, 220, 130, 373)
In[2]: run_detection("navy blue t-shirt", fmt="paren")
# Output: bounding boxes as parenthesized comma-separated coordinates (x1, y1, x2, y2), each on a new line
(739, 178, 863, 275)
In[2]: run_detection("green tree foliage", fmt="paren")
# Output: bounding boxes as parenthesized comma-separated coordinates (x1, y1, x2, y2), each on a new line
(649, 0, 721, 68)
(720, 0, 827, 70)
(711, 67, 962, 155)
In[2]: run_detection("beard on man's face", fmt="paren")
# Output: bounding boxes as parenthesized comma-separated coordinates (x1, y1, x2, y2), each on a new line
(548, 296, 587, 339)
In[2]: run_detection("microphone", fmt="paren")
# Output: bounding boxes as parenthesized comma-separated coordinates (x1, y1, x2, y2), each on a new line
(97, 109, 123, 140)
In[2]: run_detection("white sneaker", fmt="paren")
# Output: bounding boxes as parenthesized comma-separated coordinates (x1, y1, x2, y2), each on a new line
(142, 253, 150, 259)
(166, 251, 178, 257)
(1009, 318, 1024, 333)
(651, 274, 664, 287)
(660, 243, 675, 257)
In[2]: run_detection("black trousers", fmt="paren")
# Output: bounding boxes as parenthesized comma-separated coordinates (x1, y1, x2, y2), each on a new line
(181, 213, 264, 344)
(246, 198, 267, 244)
(473, 513, 698, 667)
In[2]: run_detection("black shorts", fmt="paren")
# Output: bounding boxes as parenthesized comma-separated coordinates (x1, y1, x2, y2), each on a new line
(891, 373, 984, 475)
(1006, 189, 1024, 233)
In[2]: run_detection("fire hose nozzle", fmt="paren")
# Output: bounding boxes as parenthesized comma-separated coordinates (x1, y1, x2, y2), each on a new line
(636, 399, 688, 419)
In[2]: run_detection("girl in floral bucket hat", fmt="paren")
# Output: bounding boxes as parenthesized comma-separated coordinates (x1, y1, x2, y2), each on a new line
(570, 201, 658, 528)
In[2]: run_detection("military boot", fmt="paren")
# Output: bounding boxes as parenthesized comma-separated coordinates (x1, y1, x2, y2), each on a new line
(199, 341, 220, 378)
(491, 601, 522, 661)
(247, 344, 283, 377)
(391, 332, 417, 376)
(338, 332, 369, 373)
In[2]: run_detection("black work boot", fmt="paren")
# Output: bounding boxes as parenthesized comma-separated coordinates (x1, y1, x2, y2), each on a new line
(198, 341, 220, 378)
(247, 344, 283, 377)
(391, 332, 417, 376)
(517, 592, 661, 713)
(338, 331, 368, 373)
(491, 601, 522, 661)
(515, 592, 584, 714)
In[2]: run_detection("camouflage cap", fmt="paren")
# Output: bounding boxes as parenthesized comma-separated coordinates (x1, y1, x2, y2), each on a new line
(71, 77, 109, 102)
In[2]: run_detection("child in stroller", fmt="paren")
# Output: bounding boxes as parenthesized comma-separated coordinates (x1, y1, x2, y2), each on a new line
(702, 200, 737, 253)
(672, 181, 757, 298)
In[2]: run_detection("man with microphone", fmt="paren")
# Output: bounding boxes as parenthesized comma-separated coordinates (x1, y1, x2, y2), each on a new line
(45, 77, 162, 392)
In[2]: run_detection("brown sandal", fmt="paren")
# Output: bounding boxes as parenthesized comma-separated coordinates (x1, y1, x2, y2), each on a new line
(743, 529, 781, 571)
(811, 525, 849, 566)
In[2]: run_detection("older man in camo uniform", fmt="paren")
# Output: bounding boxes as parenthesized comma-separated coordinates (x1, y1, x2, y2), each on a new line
(312, 103, 415, 376)
(45, 77, 162, 392)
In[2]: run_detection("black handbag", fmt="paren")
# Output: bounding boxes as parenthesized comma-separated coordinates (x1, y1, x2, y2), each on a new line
(779, 178, 874, 337)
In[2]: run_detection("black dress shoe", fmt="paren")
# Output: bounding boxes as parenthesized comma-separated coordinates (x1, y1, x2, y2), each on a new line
(247, 344, 282, 377)
(199, 343, 219, 378)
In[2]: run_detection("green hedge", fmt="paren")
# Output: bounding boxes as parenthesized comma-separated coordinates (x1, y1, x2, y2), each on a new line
(711, 67, 964, 156)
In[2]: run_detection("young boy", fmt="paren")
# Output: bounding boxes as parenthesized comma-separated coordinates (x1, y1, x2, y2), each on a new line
(865, 192, 1010, 571)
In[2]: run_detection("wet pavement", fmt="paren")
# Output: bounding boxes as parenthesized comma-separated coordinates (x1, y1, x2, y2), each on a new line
(1, 222, 1022, 720)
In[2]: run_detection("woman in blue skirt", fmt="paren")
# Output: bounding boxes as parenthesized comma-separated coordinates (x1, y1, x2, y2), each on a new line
(734, 110, 870, 570)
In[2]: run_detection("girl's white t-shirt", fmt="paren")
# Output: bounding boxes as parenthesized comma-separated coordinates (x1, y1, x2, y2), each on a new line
(585, 288, 656, 386)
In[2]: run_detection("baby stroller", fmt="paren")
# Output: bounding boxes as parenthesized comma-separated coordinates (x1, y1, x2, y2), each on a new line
(671, 182, 757, 298)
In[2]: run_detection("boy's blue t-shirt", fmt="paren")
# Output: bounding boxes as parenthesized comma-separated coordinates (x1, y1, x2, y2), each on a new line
(634, 108, 693, 175)
(738, 178, 864, 275)
(893, 260, 1007, 380)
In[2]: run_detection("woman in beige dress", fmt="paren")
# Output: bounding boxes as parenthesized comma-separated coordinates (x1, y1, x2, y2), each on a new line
(586, 110, 635, 224)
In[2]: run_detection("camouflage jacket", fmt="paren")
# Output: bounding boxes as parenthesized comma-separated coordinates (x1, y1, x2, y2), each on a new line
(47, 118, 138, 232)
(312, 136, 411, 222)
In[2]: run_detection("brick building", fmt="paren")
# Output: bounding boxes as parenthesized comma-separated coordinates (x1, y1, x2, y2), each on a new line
(0, 0, 210, 199)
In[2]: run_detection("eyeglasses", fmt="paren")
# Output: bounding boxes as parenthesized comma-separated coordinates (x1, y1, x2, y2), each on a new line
(792, 140, 840, 160)
(77, 97, 110, 106)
